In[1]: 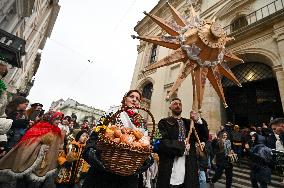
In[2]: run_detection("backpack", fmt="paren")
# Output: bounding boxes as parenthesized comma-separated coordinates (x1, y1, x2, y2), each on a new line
(251, 144, 272, 163)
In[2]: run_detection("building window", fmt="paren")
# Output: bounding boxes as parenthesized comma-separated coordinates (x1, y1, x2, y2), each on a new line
(150, 44, 158, 64)
(142, 83, 153, 100)
(222, 62, 273, 87)
(231, 16, 248, 32)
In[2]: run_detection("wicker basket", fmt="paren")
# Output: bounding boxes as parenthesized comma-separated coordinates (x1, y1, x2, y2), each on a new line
(95, 106, 155, 176)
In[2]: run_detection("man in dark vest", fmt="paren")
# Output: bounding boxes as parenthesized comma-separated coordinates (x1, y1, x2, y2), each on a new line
(156, 98, 209, 188)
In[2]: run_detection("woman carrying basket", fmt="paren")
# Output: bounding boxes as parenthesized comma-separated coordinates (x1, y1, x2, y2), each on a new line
(82, 90, 154, 188)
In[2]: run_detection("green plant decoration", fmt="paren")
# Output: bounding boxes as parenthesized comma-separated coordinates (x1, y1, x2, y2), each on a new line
(0, 80, 7, 96)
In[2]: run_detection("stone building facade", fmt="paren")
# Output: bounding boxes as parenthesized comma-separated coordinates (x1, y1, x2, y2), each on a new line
(130, 0, 284, 133)
(0, 0, 60, 114)
(50, 98, 105, 124)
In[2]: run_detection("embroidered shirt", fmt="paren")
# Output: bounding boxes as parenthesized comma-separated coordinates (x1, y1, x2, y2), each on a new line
(170, 118, 186, 185)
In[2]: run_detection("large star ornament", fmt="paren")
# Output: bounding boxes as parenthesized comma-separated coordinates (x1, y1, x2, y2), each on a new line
(132, 2, 243, 109)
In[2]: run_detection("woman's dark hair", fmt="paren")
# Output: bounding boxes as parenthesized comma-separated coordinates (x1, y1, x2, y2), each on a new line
(64, 115, 71, 122)
(251, 133, 258, 143)
(5, 96, 29, 117)
(75, 130, 88, 142)
(0, 63, 8, 78)
(217, 130, 228, 139)
(121, 89, 142, 106)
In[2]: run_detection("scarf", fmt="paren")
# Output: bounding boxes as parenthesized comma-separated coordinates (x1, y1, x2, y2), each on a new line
(19, 111, 64, 144)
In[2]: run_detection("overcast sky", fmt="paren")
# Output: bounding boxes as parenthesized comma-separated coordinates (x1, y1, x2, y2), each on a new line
(28, 0, 159, 111)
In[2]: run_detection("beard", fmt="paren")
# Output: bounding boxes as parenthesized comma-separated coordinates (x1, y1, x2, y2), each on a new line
(172, 109, 182, 116)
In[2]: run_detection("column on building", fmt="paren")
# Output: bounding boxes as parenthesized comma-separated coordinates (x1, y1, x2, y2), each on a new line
(201, 82, 222, 134)
(274, 21, 284, 113)
(274, 66, 284, 113)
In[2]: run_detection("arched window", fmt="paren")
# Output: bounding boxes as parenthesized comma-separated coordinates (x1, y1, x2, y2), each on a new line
(142, 83, 153, 100)
(222, 62, 273, 87)
(150, 45, 158, 64)
(231, 16, 248, 32)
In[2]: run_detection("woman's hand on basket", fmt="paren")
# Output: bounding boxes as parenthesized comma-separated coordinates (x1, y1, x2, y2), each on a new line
(88, 148, 106, 171)
(134, 155, 154, 175)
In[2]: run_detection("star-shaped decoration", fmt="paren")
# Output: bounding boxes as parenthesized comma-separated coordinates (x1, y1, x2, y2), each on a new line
(132, 2, 243, 109)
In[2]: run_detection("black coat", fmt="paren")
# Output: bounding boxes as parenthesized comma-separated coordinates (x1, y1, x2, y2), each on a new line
(6, 111, 29, 151)
(247, 144, 272, 184)
(82, 131, 150, 188)
(156, 117, 209, 188)
(211, 139, 230, 167)
(266, 132, 276, 149)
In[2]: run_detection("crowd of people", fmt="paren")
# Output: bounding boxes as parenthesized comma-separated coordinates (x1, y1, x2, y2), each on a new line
(0, 92, 283, 188)
(209, 119, 284, 188)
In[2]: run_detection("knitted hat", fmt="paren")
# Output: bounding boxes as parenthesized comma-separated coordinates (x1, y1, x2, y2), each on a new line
(250, 131, 256, 136)
(75, 130, 88, 142)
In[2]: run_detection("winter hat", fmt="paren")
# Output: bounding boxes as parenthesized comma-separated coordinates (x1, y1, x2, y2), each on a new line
(250, 131, 256, 136)
(31, 103, 43, 108)
(75, 130, 88, 142)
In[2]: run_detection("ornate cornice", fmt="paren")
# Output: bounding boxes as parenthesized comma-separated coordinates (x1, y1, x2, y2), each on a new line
(45, 1, 60, 38)
(137, 42, 146, 53)
(164, 82, 173, 89)
(200, 0, 226, 18)
(16, 0, 35, 18)
(273, 64, 283, 72)
(273, 23, 284, 42)
(138, 69, 157, 80)
(214, 0, 254, 19)
(137, 77, 155, 89)
(228, 32, 273, 51)
(222, 5, 252, 26)
(135, 0, 201, 35)
(232, 47, 281, 67)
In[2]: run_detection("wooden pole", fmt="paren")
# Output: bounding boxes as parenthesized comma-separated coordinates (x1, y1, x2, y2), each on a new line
(187, 71, 204, 151)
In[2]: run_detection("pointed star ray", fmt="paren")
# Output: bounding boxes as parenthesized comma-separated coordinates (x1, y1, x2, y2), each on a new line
(144, 12, 180, 36)
(224, 50, 243, 63)
(166, 2, 187, 27)
(145, 48, 187, 72)
(167, 60, 197, 99)
(207, 66, 227, 107)
(189, 5, 197, 18)
(184, 28, 198, 37)
(132, 35, 180, 50)
(186, 5, 198, 23)
(217, 63, 242, 87)
(194, 67, 208, 109)
(133, 2, 243, 109)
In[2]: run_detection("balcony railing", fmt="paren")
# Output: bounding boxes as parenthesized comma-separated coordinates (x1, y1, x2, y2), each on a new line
(0, 29, 26, 68)
(223, 0, 284, 35)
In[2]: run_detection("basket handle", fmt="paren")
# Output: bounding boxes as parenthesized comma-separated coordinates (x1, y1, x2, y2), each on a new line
(104, 106, 156, 140)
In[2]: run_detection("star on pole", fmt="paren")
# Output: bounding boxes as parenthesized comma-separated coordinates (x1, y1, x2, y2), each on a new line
(132, 2, 243, 109)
